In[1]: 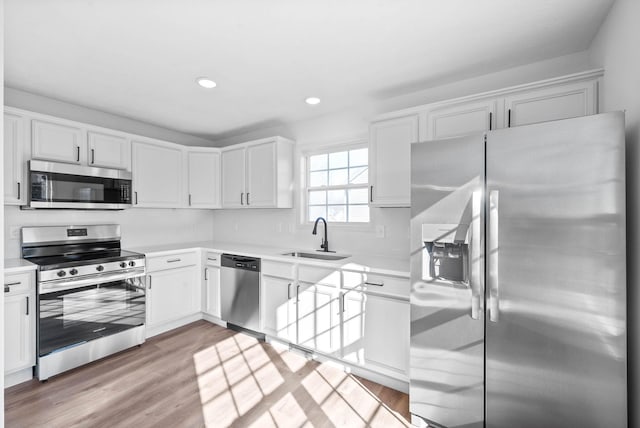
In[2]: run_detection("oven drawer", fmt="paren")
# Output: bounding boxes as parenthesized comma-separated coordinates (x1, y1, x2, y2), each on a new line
(4, 272, 34, 296)
(147, 251, 199, 272)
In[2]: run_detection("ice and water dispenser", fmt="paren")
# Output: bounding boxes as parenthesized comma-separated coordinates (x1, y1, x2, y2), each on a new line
(422, 223, 469, 284)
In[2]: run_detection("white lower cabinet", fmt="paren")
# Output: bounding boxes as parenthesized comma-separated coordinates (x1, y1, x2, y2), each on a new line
(145, 251, 201, 337)
(296, 282, 340, 356)
(262, 275, 295, 342)
(203, 261, 221, 319)
(4, 271, 36, 387)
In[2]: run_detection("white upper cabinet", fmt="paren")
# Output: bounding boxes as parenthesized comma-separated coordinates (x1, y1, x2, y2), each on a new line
(87, 131, 130, 170)
(4, 113, 26, 205)
(221, 146, 246, 208)
(221, 136, 294, 209)
(132, 140, 184, 208)
(32, 119, 84, 164)
(426, 99, 497, 140)
(187, 148, 221, 209)
(369, 114, 419, 207)
(503, 80, 598, 128)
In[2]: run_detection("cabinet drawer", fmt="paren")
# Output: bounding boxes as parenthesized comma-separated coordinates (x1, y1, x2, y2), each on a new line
(342, 271, 408, 298)
(298, 265, 341, 287)
(204, 251, 221, 267)
(147, 251, 199, 272)
(4, 272, 34, 296)
(262, 260, 295, 279)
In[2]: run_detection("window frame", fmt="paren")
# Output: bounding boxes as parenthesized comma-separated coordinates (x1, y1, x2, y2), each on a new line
(300, 140, 372, 228)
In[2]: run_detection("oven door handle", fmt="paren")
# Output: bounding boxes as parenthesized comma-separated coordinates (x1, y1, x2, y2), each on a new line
(39, 270, 146, 294)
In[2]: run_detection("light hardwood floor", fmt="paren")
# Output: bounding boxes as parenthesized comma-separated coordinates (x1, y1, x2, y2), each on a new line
(5, 321, 410, 427)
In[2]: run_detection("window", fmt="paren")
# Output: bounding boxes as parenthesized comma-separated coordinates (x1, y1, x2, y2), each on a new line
(305, 147, 370, 223)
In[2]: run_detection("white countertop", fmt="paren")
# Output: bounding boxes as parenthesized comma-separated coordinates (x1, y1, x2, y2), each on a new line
(4, 258, 37, 274)
(129, 240, 410, 277)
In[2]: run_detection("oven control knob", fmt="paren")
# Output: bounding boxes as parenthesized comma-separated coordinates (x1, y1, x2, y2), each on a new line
(57, 270, 66, 277)
(120, 262, 127, 268)
(69, 269, 78, 276)
(96, 265, 104, 272)
(129, 261, 136, 267)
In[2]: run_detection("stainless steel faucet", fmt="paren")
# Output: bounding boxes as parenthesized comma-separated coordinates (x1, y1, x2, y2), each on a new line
(312, 217, 331, 252)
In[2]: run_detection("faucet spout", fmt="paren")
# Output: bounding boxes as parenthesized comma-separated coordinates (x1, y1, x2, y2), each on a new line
(312, 217, 330, 252)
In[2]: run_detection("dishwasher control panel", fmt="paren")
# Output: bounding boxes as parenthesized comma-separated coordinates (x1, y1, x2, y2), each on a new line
(221, 254, 261, 272)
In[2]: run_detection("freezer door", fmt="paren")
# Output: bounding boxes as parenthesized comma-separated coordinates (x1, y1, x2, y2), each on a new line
(485, 112, 626, 428)
(410, 134, 485, 428)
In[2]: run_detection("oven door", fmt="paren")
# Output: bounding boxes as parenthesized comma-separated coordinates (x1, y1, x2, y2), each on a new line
(38, 276, 145, 357)
(28, 160, 132, 209)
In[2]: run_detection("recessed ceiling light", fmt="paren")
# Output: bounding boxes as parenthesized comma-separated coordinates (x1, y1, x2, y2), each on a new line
(305, 97, 321, 105)
(196, 77, 217, 89)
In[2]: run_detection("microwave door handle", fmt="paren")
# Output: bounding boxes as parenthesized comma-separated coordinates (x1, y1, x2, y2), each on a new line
(469, 190, 483, 320)
(488, 190, 500, 322)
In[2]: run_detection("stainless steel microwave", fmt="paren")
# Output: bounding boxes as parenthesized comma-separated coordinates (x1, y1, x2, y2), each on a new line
(27, 160, 132, 209)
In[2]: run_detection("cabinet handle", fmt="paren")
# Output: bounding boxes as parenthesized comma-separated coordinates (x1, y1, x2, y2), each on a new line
(340, 293, 345, 313)
(76, 146, 80, 162)
(4, 286, 9, 293)
(17, 182, 21, 200)
(189, 194, 192, 206)
(167, 258, 181, 263)
(507, 109, 512, 128)
(241, 192, 244, 205)
(247, 193, 250, 206)
(287, 283, 291, 300)
(26, 296, 29, 316)
(135, 191, 138, 205)
(91, 148, 95, 164)
(364, 281, 384, 287)
(5, 281, 21, 287)
(489, 112, 493, 131)
(207, 257, 218, 261)
(148, 275, 152, 289)
(370, 185, 373, 203)
(204, 267, 209, 281)
(296, 284, 300, 303)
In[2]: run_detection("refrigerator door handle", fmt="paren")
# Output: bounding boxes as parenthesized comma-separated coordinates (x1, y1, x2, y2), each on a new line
(469, 190, 483, 320)
(489, 190, 500, 322)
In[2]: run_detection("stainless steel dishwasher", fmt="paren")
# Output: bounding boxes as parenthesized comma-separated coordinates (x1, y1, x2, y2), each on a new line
(220, 254, 261, 333)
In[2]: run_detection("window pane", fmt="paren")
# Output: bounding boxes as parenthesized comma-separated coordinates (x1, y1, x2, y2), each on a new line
(309, 171, 328, 187)
(329, 168, 348, 186)
(349, 205, 370, 222)
(308, 190, 326, 205)
(309, 205, 327, 221)
(328, 205, 346, 222)
(349, 148, 368, 167)
(309, 154, 328, 171)
(348, 188, 369, 204)
(327, 189, 346, 204)
(349, 166, 368, 184)
(329, 151, 348, 169)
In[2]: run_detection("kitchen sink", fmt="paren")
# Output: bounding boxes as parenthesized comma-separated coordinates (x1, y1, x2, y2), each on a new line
(281, 251, 350, 261)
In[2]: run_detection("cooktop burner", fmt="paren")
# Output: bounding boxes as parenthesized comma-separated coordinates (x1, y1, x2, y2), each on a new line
(28, 249, 144, 271)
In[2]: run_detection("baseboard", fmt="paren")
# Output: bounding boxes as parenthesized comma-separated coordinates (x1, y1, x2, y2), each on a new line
(145, 313, 203, 338)
(202, 313, 227, 328)
(5, 367, 34, 388)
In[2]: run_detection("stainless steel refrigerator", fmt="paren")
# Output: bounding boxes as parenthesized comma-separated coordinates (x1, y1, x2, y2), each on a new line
(409, 112, 627, 428)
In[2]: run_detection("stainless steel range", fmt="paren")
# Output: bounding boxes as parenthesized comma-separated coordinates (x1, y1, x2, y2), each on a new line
(22, 224, 146, 380)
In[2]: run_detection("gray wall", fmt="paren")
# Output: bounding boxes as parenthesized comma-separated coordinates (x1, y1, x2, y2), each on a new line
(589, 0, 640, 423)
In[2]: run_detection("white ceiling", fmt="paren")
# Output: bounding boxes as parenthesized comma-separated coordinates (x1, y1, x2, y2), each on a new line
(4, 0, 614, 141)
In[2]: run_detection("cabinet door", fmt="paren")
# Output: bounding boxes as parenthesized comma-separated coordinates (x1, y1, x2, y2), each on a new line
(204, 264, 221, 318)
(362, 295, 409, 375)
(262, 275, 295, 342)
(146, 266, 200, 328)
(246, 142, 276, 207)
(32, 119, 83, 164)
(369, 115, 418, 207)
(87, 131, 130, 170)
(188, 149, 221, 208)
(426, 99, 497, 140)
(341, 289, 366, 365)
(296, 283, 340, 356)
(221, 147, 246, 208)
(4, 113, 26, 204)
(132, 141, 183, 207)
(4, 293, 35, 373)
(504, 80, 597, 127)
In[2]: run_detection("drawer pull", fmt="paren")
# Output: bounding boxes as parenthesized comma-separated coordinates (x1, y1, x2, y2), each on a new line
(167, 258, 181, 263)
(5, 281, 21, 287)
(364, 281, 384, 287)
(207, 257, 218, 261)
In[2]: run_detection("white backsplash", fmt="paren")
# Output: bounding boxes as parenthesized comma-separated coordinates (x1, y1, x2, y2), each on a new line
(4, 206, 215, 259)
